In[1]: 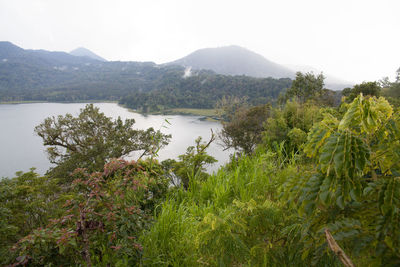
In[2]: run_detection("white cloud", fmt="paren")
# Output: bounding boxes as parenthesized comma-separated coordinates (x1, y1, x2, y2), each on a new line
(0, 0, 399, 83)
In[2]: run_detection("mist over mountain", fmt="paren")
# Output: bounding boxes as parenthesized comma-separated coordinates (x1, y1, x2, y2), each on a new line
(167, 45, 295, 79)
(70, 47, 107, 62)
(168, 45, 352, 90)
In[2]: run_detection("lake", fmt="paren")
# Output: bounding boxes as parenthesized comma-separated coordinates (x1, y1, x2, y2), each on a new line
(0, 103, 231, 178)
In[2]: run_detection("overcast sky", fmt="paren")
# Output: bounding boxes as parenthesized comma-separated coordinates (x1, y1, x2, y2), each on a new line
(0, 0, 399, 83)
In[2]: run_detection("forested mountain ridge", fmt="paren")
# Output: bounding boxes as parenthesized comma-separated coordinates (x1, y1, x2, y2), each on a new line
(0, 41, 163, 101)
(0, 42, 292, 106)
(0, 41, 101, 67)
(166, 45, 295, 79)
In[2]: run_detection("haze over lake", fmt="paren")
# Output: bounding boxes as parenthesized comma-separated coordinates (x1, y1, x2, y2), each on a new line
(0, 103, 230, 178)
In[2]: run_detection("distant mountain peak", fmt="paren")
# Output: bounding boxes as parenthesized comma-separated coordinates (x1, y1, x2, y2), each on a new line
(69, 47, 106, 62)
(0, 41, 20, 47)
(167, 45, 295, 79)
(0, 41, 24, 57)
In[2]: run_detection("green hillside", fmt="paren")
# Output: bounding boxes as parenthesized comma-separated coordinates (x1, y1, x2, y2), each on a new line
(0, 42, 292, 105)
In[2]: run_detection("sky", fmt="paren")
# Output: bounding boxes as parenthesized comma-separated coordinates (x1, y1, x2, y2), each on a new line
(0, 0, 399, 84)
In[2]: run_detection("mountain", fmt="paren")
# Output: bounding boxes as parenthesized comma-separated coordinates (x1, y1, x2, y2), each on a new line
(168, 45, 352, 90)
(0, 41, 101, 68)
(167, 45, 295, 79)
(0, 41, 159, 101)
(70, 47, 106, 62)
(0, 41, 25, 58)
(0, 42, 290, 105)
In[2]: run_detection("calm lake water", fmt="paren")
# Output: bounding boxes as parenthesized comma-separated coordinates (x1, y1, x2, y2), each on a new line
(0, 103, 231, 178)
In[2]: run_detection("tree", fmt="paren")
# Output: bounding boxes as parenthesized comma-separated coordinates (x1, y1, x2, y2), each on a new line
(0, 170, 64, 265)
(35, 104, 170, 179)
(218, 104, 270, 154)
(284, 72, 325, 104)
(215, 95, 248, 122)
(381, 68, 400, 105)
(287, 94, 400, 265)
(263, 100, 322, 154)
(342, 81, 381, 102)
(11, 159, 169, 266)
(163, 134, 217, 189)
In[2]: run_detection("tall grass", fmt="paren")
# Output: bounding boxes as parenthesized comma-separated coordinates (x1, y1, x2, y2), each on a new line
(140, 149, 313, 266)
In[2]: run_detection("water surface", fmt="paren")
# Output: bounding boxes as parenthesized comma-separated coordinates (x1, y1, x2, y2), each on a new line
(0, 103, 230, 178)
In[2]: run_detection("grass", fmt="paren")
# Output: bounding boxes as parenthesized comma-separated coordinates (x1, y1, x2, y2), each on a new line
(166, 108, 217, 117)
(140, 150, 307, 266)
(154, 108, 219, 121)
(121, 106, 220, 121)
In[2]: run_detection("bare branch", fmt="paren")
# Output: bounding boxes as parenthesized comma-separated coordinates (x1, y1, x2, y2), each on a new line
(325, 229, 355, 267)
(198, 129, 215, 154)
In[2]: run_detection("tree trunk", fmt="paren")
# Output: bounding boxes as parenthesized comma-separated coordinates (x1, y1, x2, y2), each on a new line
(80, 211, 92, 267)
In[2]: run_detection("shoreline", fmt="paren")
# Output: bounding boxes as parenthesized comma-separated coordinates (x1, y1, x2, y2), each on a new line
(0, 100, 220, 121)
(118, 104, 219, 121)
(0, 100, 119, 105)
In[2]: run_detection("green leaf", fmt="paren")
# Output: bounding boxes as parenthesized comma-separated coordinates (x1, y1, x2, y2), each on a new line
(363, 186, 374, 196)
(384, 235, 394, 250)
(349, 189, 357, 201)
(336, 195, 344, 209)
(319, 190, 330, 205)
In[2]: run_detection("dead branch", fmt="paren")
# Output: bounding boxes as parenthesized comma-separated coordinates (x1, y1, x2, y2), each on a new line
(325, 228, 355, 267)
(198, 129, 215, 154)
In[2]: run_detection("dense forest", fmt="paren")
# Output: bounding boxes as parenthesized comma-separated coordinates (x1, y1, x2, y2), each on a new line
(1, 68, 399, 266)
(0, 42, 292, 106)
(119, 75, 292, 111)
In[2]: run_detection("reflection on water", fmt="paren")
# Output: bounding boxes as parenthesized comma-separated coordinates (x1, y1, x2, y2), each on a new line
(0, 103, 231, 178)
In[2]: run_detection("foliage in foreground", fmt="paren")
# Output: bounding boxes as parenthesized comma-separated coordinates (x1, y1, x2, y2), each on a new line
(0, 170, 66, 264)
(162, 135, 217, 189)
(140, 151, 322, 266)
(2, 88, 400, 266)
(141, 94, 400, 266)
(286, 94, 400, 266)
(5, 159, 168, 266)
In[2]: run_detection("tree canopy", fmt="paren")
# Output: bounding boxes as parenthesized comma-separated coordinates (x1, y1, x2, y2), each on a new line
(8, 159, 169, 266)
(284, 71, 325, 104)
(119, 75, 291, 112)
(342, 81, 381, 102)
(218, 103, 271, 154)
(35, 104, 170, 179)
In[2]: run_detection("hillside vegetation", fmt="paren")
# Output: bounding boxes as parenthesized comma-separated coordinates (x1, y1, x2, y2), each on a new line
(119, 75, 292, 111)
(1, 70, 399, 266)
(0, 42, 293, 107)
